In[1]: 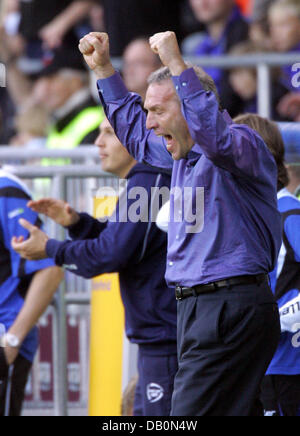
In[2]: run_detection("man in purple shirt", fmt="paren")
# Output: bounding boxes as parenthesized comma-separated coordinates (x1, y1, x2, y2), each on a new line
(78, 30, 281, 416)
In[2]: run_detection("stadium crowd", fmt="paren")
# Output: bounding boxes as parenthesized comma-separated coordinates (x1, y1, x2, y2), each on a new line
(0, 0, 300, 148)
(0, 0, 300, 417)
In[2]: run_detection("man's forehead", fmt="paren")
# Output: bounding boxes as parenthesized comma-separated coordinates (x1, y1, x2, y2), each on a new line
(99, 117, 114, 132)
(145, 80, 176, 108)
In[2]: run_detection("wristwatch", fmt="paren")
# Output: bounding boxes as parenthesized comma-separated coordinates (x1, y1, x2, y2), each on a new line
(0, 333, 20, 348)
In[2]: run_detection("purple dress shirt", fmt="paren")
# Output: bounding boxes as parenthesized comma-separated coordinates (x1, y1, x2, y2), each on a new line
(97, 68, 282, 288)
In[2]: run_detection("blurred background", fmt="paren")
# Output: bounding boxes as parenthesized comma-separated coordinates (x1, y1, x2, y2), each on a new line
(0, 0, 300, 416)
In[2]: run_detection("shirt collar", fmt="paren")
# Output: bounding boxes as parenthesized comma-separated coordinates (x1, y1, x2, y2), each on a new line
(277, 187, 298, 200)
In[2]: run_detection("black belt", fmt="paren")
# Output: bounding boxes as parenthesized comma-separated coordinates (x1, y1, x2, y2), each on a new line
(175, 274, 268, 301)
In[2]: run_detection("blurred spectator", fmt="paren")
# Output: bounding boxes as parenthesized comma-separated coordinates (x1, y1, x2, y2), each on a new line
(180, 0, 205, 37)
(268, 0, 300, 120)
(30, 48, 104, 158)
(249, 0, 274, 48)
(1, 45, 103, 152)
(122, 38, 161, 101)
(269, 0, 300, 90)
(10, 104, 49, 149)
(0, 0, 96, 144)
(19, 0, 93, 54)
(0, 88, 16, 145)
(89, 1, 105, 32)
(101, 0, 184, 57)
(228, 41, 290, 120)
(278, 93, 300, 121)
(0, 1, 94, 77)
(183, 0, 249, 117)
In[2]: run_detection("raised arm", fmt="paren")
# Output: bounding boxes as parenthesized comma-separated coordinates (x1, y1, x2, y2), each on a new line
(39, 0, 94, 49)
(78, 32, 173, 170)
(0, 190, 63, 365)
(174, 68, 276, 181)
(148, 31, 277, 182)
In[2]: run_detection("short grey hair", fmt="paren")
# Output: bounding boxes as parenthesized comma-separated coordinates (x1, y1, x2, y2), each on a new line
(147, 63, 221, 107)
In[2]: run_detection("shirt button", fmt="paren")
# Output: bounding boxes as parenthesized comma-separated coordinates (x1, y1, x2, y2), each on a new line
(169, 261, 174, 267)
(176, 235, 180, 240)
(182, 82, 187, 87)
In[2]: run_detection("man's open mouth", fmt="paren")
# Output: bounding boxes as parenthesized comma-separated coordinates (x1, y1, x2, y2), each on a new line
(164, 134, 173, 144)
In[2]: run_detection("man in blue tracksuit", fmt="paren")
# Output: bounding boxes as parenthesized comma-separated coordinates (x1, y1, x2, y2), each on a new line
(12, 117, 177, 416)
(234, 114, 300, 417)
(0, 169, 62, 416)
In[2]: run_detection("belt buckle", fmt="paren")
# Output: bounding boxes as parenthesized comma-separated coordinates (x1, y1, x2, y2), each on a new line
(175, 285, 184, 301)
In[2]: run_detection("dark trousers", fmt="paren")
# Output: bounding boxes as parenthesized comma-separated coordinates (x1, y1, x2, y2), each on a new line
(261, 375, 300, 416)
(133, 349, 178, 416)
(0, 348, 32, 416)
(171, 280, 281, 416)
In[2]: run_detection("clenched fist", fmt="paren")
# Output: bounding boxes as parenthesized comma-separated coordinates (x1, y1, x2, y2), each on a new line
(149, 31, 187, 75)
(78, 32, 115, 78)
